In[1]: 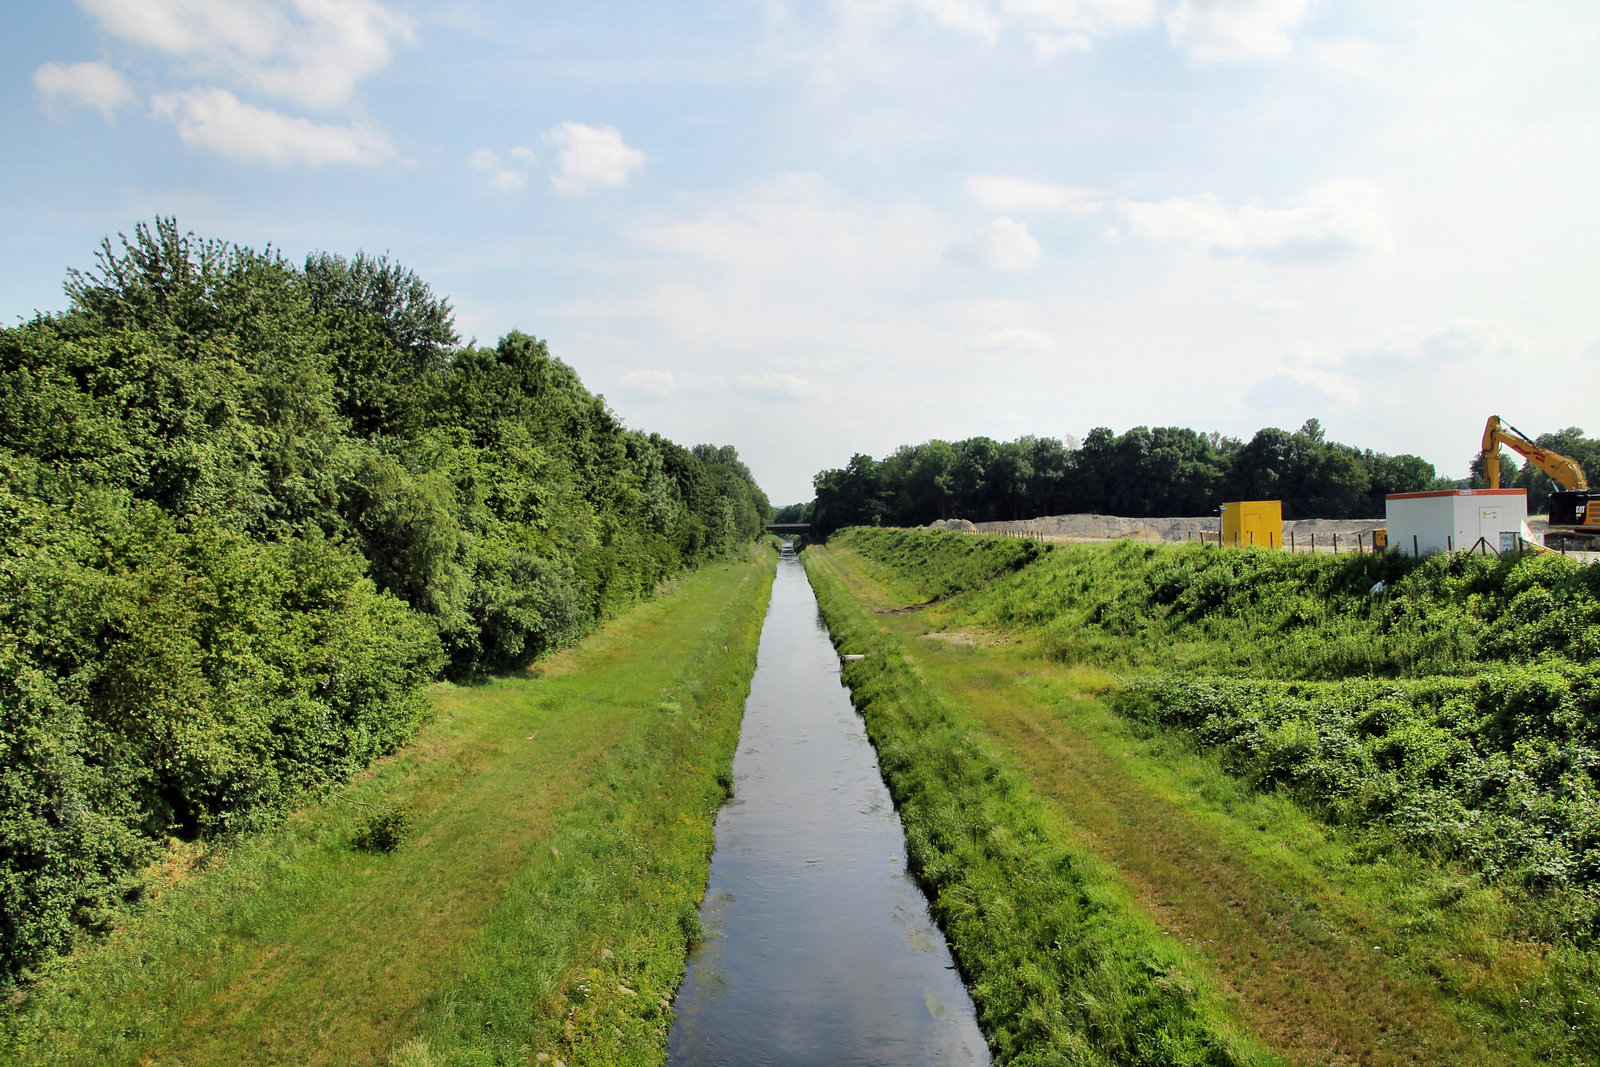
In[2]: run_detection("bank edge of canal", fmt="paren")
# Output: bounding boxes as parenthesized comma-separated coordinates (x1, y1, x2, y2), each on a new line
(801, 543, 1283, 1067)
(667, 542, 988, 1066)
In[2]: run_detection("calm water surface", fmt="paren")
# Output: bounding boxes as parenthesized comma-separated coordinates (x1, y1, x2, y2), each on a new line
(666, 544, 989, 1067)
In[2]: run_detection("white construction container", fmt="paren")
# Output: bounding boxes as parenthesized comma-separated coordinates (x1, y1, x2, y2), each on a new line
(1385, 489, 1528, 555)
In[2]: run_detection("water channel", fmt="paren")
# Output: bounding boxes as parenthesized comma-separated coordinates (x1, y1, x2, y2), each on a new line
(667, 544, 989, 1066)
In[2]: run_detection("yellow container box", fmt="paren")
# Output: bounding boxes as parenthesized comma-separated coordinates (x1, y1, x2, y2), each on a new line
(1220, 500, 1283, 549)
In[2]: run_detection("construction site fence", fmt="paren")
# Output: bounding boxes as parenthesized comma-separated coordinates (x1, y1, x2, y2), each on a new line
(985, 527, 1598, 563)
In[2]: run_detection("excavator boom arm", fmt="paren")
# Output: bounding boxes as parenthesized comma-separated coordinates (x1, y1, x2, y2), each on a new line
(1482, 415, 1590, 492)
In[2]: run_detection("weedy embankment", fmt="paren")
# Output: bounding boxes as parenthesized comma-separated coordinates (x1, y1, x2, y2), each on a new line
(0, 546, 775, 1067)
(807, 528, 1600, 1066)
(806, 540, 1278, 1067)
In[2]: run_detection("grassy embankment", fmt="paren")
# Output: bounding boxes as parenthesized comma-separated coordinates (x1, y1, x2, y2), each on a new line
(804, 529, 1599, 1066)
(0, 546, 776, 1067)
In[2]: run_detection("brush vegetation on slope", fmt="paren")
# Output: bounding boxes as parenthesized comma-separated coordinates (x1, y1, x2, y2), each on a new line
(826, 527, 1600, 1062)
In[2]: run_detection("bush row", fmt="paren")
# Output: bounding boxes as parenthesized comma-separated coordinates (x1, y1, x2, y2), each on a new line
(1115, 669, 1600, 938)
(0, 220, 770, 984)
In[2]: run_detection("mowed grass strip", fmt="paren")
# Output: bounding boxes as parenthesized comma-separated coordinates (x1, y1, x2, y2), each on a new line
(803, 542, 1543, 1066)
(1, 547, 775, 1067)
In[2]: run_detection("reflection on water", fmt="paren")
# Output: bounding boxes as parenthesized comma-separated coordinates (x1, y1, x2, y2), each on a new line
(667, 544, 989, 1067)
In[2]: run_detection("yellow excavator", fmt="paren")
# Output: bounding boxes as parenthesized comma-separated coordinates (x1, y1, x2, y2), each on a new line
(1482, 415, 1600, 549)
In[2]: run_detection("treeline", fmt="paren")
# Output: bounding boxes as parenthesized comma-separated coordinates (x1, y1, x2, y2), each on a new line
(0, 220, 768, 983)
(806, 419, 1599, 536)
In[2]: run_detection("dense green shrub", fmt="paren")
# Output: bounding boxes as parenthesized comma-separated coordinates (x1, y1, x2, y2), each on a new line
(352, 805, 414, 854)
(1115, 666, 1600, 938)
(0, 471, 442, 975)
(0, 219, 771, 984)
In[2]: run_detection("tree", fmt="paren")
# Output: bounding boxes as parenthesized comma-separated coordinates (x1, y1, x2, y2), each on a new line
(1020, 435, 1073, 515)
(303, 251, 457, 372)
(813, 453, 887, 535)
(1361, 451, 1440, 512)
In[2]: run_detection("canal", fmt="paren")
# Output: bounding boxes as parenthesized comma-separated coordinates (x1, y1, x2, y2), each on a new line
(667, 543, 989, 1066)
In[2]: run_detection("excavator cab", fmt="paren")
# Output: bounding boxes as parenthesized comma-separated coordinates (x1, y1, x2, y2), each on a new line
(1548, 491, 1599, 536)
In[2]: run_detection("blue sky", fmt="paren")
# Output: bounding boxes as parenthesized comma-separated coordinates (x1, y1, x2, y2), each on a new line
(5, 1, 1598, 504)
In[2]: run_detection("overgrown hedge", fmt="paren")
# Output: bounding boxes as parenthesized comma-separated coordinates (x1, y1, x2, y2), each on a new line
(0, 220, 771, 984)
(1115, 668, 1600, 938)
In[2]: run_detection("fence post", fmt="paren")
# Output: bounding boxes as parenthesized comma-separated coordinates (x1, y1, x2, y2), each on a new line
(1447, 535, 1452, 552)
(1334, 534, 1339, 554)
(1413, 534, 1419, 558)
(1311, 533, 1316, 552)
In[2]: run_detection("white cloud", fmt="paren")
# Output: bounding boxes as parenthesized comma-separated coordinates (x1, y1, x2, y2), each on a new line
(1028, 30, 1094, 55)
(73, 0, 414, 109)
(571, 174, 947, 366)
(825, 1, 1250, 58)
(949, 216, 1042, 270)
(634, 174, 945, 285)
(828, 0, 1315, 64)
(734, 373, 818, 400)
(967, 175, 1101, 213)
(619, 369, 816, 402)
(897, 0, 1158, 42)
(1002, 0, 1156, 33)
(1166, 0, 1314, 65)
(1339, 320, 1520, 377)
(973, 327, 1054, 352)
(1116, 179, 1392, 261)
(1242, 368, 1352, 411)
(1310, 38, 1395, 86)
(544, 122, 645, 195)
(616, 370, 731, 396)
(900, 0, 1002, 40)
(1232, 279, 1304, 315)
(469, 148, 526, 190)
(150, 87, 395, 165)
(509, 146, 536, 163)
(33, 60, 134, 118)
